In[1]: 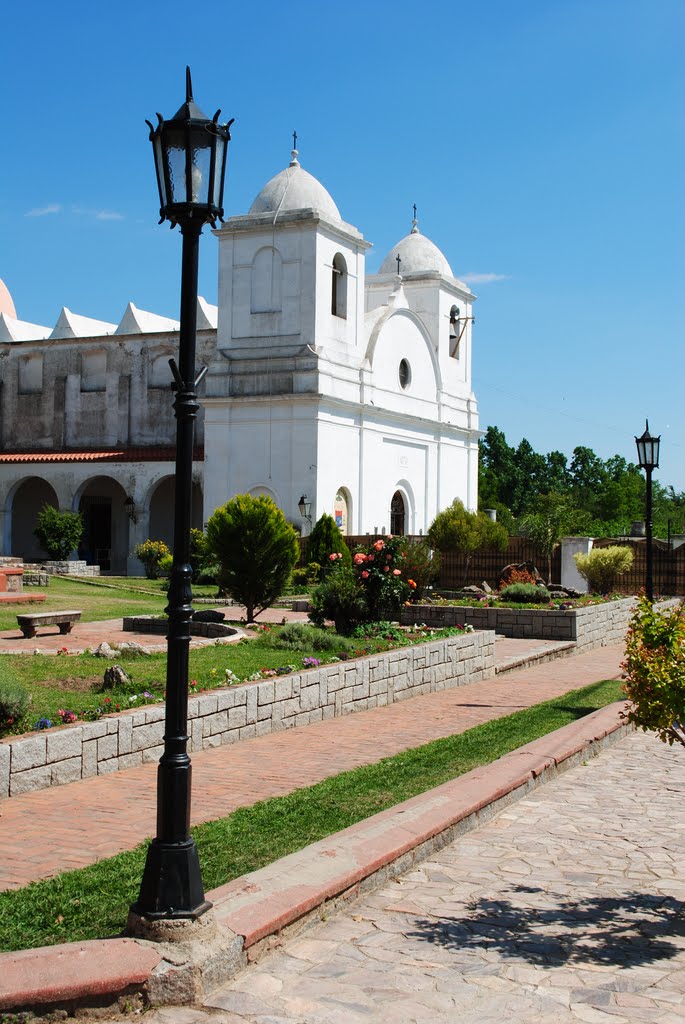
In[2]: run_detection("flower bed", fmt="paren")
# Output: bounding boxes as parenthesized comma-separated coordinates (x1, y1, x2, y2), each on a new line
(0, 629, 495, 799)
(401, 597, 680, 648)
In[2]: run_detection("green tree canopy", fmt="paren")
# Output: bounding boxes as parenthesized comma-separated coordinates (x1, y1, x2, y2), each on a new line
(205, 494, 300, 623)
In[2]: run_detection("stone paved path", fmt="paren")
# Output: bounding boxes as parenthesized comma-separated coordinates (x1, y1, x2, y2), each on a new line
(146, 729, 685, 1023)
(0, 644, 624, 890)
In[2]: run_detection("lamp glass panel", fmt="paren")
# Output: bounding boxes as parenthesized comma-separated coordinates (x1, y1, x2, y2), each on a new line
(190, 133, 212, 204)
(212, 139, 226, 208)
(164, 124, 188, 204)
(152, 134, 167, 207)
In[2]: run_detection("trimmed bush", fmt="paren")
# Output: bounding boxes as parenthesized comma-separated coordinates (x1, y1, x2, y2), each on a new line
(205, 494, 300, 623)
(574, 546, 633, 594)
(0, 683, 31, 734)
(34, 505, 83, 561)
(257, 622, 355, 653)
(134, 539, 171, 579)
(308, 565, 370, 635)
(500, 582, 551, 603)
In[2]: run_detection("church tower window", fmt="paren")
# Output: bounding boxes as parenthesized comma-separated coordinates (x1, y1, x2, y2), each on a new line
(331, 252, 347, 318)
(398, 358, 411, 390)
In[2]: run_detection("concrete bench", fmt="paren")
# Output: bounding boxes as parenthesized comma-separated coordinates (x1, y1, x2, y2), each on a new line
(16, 610, 82, 639)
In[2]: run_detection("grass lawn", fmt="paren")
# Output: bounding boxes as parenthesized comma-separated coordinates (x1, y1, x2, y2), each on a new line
(1, 617, 465, 735)
(0, 676, 625, 952)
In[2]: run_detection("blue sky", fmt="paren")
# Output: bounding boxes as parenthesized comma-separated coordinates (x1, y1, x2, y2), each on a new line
(2, 0, 683, 489)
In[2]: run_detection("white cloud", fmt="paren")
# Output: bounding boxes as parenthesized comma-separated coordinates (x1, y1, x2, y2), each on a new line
(72, 205, 124, 221)
(459, 272, 511, 284)
(25, 203, 62, 217)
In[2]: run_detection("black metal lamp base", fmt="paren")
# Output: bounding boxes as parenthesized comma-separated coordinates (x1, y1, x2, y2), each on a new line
(131, 837, 212, 920)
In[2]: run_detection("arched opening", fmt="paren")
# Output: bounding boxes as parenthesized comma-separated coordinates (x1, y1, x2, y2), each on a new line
(390, 491, 406, 536)
(449, 305, 462, 358)
(77, 476, 130, 574)
(331, 252, 347, 319)
(251, 246, 283, 313)
(333, 488, 350, 534)
(10, 478, 59, 560)
(149, 476, 203, 551)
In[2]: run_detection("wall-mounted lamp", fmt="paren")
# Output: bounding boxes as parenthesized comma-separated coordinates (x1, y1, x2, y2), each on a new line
(298, 494, 312, 522)
(124, 496, 138, 525)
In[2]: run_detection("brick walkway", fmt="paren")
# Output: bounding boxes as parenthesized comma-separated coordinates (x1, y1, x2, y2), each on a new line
(0, 643, 624, 891)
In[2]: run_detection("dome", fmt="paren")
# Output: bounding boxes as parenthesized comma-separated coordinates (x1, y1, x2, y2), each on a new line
(379, 221, 453, 278)
(0, 278, 17, 319)
(249, 149, 340, 221)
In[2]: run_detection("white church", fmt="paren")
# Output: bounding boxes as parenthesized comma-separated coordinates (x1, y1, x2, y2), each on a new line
(0, 147, 480, 574)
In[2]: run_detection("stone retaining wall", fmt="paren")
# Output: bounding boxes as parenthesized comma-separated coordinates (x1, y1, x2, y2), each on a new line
(401, 597, 679, 650)
(122, 616, 239, 640)
(0, 630, 495, 799)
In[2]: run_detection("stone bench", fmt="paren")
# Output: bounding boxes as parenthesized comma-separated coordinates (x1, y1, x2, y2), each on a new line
(16, 610, 82, 639)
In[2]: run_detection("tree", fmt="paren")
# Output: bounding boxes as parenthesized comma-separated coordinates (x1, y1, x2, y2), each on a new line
(305, 513, 352, 579)
(205, 494, 300, 622)
(428, 499, 508, 584)
(518, 493, 576, 584)
(134, 539, 171, 580)
(34, 505, 83, 560)
(622, 594, 685, 748)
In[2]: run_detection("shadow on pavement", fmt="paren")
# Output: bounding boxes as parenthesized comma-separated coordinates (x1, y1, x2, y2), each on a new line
(407, 885, 685, 968)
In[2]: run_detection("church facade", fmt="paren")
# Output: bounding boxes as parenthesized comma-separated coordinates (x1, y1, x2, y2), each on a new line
(0, 149, 480, 574)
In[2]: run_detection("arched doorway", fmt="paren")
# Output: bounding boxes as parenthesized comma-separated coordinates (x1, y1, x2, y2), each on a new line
(390, 491, 406, 536)
(10, 478, 59, 560)
(149, 477, 203, 550)
(77, 477, 130, 574)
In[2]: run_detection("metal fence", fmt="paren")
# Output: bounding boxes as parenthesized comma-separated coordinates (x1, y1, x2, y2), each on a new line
(591, 538, 685, 597)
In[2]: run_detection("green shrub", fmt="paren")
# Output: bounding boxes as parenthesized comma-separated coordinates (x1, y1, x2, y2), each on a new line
(500, 582, 551, 603)
(574, 546, 633, 594)
(0, 683, 31, 733)
(258, 622, 355, 653)
(134, 539, 171, 579)
(622, 594, 685, 747)
(205, 494, 300, 623)
(305, 515, 352, 579)
(34, 505, 83, 561)
(308, 565, 369, 635)
(290, 562, 321, 590)
(398, 539, 440, 600)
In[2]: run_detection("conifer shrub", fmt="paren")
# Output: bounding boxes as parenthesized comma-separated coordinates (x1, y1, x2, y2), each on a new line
(258, 622, 355, 653)
(499, 582, 551, 603)
(305, 514, 352, 579)
(205, 494, 300, 623)
(574, 546, 633, 594)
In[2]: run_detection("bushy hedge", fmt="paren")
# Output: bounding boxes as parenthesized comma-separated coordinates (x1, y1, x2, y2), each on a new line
(574, 546, 633, 594)
(499, 582, 551, 604)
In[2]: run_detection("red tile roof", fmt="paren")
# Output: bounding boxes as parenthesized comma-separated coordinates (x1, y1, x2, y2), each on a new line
(0, 447, 204, 464)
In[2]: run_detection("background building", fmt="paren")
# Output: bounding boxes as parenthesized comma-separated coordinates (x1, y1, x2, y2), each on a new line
(0, 149, 480, 574)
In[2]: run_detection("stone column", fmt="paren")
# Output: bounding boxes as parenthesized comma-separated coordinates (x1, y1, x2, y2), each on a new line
(561, 537, 594, 592)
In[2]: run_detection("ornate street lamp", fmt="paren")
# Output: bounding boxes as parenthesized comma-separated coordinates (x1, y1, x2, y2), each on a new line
(635, 420, 661, 603)
(298, 494, 312, 523)
(131, 69, 233, 922)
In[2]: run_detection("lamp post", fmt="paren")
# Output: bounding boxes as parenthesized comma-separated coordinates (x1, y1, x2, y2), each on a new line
(131, 69, 233, 921)
(635, 420, 661, 604)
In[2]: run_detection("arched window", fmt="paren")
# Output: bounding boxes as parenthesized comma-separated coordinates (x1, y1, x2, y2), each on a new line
(251, 247, 283, 313)
(334, 489, 350, 533)
(331, 252, 347, 319)
(390, 491, 406, 536)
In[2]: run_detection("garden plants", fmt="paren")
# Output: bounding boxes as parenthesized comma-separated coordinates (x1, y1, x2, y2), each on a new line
(574, 545, 633, 594)
(622, 594, 685, 747)
(34, 504, 83, 561)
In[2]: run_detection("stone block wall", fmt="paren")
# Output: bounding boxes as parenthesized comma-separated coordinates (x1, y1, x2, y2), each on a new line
(0, 630, 495, 799)
(401, 598, 679, 650)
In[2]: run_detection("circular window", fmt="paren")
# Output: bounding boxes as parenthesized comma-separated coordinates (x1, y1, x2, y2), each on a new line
(398, 358, 411, 390)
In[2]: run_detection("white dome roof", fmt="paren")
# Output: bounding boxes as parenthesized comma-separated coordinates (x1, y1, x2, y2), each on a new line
(249, 150, 340, 221)
(379, 222, 453, 277)
(0, 278, 17, 319)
